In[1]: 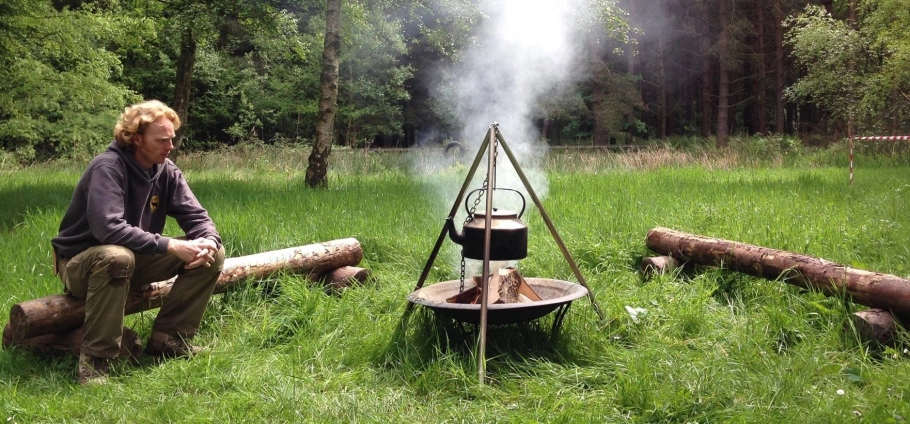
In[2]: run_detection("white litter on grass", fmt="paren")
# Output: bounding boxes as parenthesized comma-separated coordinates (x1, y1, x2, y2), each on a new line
(625, 306, 649, 324)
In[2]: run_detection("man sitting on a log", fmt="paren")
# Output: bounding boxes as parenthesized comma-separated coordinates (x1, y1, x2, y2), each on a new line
(51, 100, 225, 386)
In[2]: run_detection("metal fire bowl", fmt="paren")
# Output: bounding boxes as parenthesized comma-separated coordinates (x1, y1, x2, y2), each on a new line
(407, 278, 588, 325)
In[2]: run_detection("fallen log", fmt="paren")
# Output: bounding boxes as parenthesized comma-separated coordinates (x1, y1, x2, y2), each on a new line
(645, 227, 910, 316)
(6, 238, 363, 342)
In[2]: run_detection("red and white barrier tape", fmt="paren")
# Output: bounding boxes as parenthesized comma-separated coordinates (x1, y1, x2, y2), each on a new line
(849, 136, 910, 185)
(856, 136, 910, 141)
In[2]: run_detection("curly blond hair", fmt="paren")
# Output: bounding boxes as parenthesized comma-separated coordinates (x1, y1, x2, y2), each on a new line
(113, 100, 182, 148)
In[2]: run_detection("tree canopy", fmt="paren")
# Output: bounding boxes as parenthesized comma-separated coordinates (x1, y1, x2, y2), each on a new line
(1, 0, 909, 163)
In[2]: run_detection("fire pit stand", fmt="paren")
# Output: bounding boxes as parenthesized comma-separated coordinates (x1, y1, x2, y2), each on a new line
(407, 123, 605, 385)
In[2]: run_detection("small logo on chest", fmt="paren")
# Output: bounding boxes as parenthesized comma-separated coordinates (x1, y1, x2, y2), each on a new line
(150, 195, 160, 212)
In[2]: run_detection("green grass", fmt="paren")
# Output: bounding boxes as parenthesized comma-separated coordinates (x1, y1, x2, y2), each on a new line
(3, 143, 910, 422)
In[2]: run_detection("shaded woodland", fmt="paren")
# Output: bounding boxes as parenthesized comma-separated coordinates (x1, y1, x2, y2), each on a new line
(1, 0, 907, 162)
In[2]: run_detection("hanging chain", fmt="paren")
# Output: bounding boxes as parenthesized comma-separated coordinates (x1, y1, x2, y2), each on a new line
(458, 138, 499, 293)
(459, 250, 466, 293)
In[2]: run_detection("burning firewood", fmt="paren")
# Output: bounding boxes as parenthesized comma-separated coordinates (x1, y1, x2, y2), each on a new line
(445, 284, 481, 304)
(497, 266, 540, 303)
(445, 267, 541, 305)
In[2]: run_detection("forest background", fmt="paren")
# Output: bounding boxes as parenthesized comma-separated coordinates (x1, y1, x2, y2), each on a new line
(1, 0, 908, 164)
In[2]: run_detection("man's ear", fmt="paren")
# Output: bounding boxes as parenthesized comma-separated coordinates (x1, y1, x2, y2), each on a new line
(131, 133, 141, 145)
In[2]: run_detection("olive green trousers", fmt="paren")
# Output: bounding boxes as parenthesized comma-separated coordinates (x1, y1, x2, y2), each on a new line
(59, 244, 225, 358)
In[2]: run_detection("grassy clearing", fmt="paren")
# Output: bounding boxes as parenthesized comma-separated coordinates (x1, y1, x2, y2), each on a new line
(3, 142, 910, 422)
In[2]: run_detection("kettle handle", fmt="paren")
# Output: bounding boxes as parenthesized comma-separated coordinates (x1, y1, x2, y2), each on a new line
(465, 187, 526, 218)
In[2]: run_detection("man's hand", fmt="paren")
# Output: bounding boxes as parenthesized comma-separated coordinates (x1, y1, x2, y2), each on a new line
(167, 238, 218, 269)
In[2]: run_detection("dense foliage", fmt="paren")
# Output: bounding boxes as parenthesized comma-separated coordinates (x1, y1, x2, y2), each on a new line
(786, 0, 910, 136)
(0, 1, 146, 161)
(1, 0, 909, 162)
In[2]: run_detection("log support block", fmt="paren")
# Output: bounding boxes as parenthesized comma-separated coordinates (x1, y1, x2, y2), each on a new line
(310, 266, 372, 293)
(849, 308, 905, 346)
(640, 256, 681, 278)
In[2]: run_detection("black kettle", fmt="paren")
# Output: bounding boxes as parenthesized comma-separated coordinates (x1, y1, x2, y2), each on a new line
(446, 188, 528, 261)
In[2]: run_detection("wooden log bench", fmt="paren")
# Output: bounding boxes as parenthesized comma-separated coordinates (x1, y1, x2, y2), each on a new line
(3, 238, 370, 355)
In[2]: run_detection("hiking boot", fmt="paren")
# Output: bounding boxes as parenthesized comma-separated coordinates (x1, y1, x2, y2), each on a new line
(77, 353, 110, 386)
(144, 332, 204, 359)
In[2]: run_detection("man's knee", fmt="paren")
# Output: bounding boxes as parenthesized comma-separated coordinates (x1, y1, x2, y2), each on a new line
(212, 246, 226, 271)
(96, 246, 135, 281)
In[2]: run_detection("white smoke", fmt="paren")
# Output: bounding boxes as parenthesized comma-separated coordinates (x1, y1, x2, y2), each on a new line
(416, 0, 588, 278)
(452, 0, 579, 148)
(434, 0, 588, 199)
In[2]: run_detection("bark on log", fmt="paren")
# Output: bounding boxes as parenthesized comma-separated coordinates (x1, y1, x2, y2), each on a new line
(6, 238, 362, 342)
(849, 308, 902, 346)
(444, 274, 500, 304)
(645, 227, 910, 316)
(498, 267, 524, 304)
(498, 266, 540, 303)
(446, 283, 481, 304)
(3, 322, 142, 359)
(311, 266, 372, 293)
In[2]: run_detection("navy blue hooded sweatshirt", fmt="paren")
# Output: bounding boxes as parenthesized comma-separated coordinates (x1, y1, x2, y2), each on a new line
(52, 141, 221, 260)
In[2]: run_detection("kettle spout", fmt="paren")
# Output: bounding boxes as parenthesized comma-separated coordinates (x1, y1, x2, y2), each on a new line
(445, 217, 465, 245)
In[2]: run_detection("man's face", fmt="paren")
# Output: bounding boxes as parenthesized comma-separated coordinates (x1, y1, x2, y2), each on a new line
(133, 117, 175, 169)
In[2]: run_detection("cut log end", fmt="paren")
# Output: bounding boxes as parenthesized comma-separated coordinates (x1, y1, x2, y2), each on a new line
(848, 308, 902, 346)
(312, 266, 372, 293)
(640, 256, 680, 278)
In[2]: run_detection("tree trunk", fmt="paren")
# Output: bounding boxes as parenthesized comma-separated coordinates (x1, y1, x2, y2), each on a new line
(645, 227, 910, 316)
(588, 32, 610, 146)
(626, 0, 638, 75)
(785, 101, 797, 134)
(773, 0, 786, 134)
(699, 10, 713, 139)
(6, 239, 363, 342)
(343, 62, 355, 147)
(656, 7, 668, 140)
(306, 0, 343, 188)
(848, 0, 858, 29)
(172, 27, 196, 155)
(626, 0, 640, 143)
(716, 0, 731, 148)
(757, 1, 767, 135)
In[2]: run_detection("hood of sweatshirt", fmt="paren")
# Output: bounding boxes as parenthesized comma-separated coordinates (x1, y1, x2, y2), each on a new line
(108, 141, 167, 184)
